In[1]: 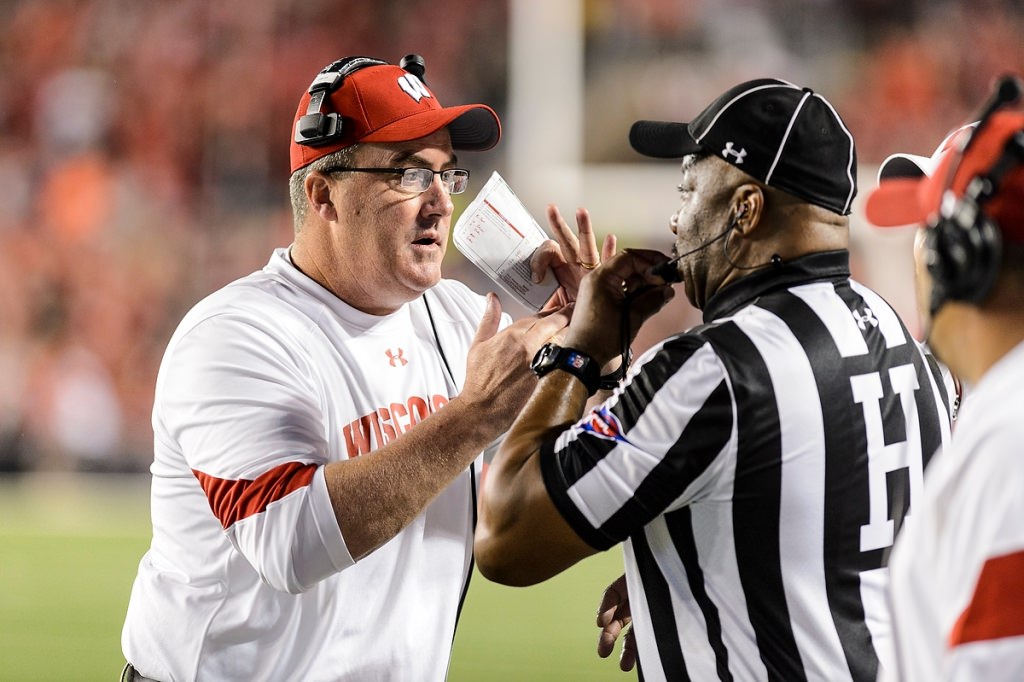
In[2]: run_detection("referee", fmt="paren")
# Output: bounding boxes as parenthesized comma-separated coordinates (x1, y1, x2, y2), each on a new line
(476, 79, 955, 682)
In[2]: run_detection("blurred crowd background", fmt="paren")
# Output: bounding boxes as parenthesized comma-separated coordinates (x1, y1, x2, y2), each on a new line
(0, 0, 1021, 474)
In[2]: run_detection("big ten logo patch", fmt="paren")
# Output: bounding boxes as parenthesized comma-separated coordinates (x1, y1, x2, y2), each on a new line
(581, 406, 629, 444)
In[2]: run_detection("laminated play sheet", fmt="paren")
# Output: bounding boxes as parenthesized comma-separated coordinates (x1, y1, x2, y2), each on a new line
(453, 171, 557, 311)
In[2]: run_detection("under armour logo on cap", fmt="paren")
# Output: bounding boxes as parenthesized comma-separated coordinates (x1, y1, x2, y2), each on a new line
(722, 142, 747, 164)
(628, 78, 858, 216)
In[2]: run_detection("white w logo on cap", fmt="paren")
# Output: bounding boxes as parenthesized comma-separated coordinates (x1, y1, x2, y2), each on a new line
(398, 74, 433, 103)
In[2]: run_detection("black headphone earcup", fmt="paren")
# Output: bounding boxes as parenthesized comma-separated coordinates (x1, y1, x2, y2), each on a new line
(294, 56, 388, 147)
(924, 223, 952, 314)
(969, 214, 1003, 302)
(920, 81, 1022, 314)
(296, 112, 341, 142)
(926, 204, 1003, 309)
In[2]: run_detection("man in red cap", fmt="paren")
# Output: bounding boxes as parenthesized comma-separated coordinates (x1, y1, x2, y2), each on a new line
(866, 106, 1024, 681)
(870, 123, 973, 409)
(118, 55, 605, 681)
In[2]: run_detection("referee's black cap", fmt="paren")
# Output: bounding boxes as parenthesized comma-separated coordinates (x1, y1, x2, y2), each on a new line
(629, 78, 858, 216)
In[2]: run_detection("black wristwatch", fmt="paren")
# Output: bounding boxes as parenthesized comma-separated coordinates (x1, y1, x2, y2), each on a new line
(530, 343, 601, 396)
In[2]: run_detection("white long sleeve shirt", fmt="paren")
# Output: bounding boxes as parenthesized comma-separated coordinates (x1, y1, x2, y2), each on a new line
(883, 341, 1024, 681)
(122, 248, 505, 681)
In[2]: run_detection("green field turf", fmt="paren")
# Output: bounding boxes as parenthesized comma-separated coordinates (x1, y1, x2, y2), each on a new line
(0, 475, 633, 681)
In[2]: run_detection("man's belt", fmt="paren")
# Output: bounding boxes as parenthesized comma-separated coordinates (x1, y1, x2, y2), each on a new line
(121, 662, 161, 682)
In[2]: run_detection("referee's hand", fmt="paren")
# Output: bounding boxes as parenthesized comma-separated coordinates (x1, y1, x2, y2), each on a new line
(562, 249, 674, 366)
(597, 574, 637, 672)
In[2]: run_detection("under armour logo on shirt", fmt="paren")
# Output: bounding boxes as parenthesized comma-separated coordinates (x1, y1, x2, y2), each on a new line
(397, 74, 432, 103)
(385, 348, 408, 367)
(852, 307, 879, 331)
(722, 142, 747, 164)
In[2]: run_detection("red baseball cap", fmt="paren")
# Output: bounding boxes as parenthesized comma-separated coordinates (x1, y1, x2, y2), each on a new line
(865, 111, 1024, 243)
(289, 57, 501, 173)
(863, 123, 974, 225)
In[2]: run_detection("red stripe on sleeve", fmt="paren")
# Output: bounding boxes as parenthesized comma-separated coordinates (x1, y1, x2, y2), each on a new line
(950, 549, 1024, 647)
(193, 461, 319, 529)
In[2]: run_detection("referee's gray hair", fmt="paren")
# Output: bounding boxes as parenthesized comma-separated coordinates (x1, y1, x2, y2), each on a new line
(288, 146, 361, 230)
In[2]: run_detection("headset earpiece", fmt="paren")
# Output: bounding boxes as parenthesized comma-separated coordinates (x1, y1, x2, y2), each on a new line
(733, 203, 749, 226)
(294, 56, 400, 147)
(924, 76, 1023, 314)
(925, 192, 1002, 312)
(926, 131, 1024, 313)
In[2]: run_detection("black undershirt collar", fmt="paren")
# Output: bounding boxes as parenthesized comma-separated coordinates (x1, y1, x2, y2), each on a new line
(702, 250, 852, 322)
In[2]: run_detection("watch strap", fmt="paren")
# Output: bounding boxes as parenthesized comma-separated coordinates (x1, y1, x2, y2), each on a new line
(598, 348, 633, 391)
(532, 344, 601, 396)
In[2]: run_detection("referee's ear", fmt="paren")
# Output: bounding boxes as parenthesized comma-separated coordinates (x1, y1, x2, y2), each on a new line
(730, 184, 764, 236)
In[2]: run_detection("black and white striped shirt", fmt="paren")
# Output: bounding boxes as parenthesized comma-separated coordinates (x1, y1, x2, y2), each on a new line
(540, 251, 954, 682)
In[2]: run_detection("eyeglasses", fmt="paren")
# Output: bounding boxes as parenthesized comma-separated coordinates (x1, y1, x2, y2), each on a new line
(324, 167, 471, 195)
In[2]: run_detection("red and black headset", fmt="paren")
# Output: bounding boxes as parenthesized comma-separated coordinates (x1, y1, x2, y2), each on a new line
(294, 54, 426, 147)
(925, 75, 1024, 316)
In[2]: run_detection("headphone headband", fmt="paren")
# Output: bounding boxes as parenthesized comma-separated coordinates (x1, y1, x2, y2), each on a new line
(294, 56, 394, 148)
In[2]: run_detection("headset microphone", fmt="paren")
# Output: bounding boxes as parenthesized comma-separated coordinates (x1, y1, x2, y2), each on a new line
(650, 255, 684, 283)
(973, 75, 1022, 138)
(651, 206, 747, 282)
(399, 54, 427, 83)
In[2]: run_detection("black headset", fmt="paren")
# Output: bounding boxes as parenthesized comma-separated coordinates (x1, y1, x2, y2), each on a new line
(925, 75, 1024, 315)
(293, 54, 427, 147)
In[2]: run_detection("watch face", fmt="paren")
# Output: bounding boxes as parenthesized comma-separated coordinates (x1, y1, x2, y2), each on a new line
(531, 343, 558, 372)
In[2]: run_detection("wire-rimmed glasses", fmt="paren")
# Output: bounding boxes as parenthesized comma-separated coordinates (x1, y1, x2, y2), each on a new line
(324, 167, 470, 194)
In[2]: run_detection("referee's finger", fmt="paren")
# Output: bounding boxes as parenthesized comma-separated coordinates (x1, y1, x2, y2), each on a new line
(619, 625, 637, 672)
(597, 619, 623, 658)
(598, 249, 671, 290)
